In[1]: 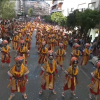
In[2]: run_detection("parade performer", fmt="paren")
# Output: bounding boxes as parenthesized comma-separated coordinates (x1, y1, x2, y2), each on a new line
(55, 43, 66, 70)
(56, 33, 62, 46)
(71, 44, 80, 59)
(88, 61, 100, 100)
(27, 29, 32, 40)
(17, 40, 29, 65)
(48, 34, 56, 51)
(47, 33, 51, 46)
(39, 50, 58, 95)
(63, 35, 68, 50)
(37, 35, 42, 53)
(81, 43, 91, 66)
(65, 32, 69, 41)
(25, 33, 31, 50)
(72, 39, 78, 51)
(41, 34, 45, 43)
(7, 56, 29, 100)
(1, 40, 11, 67)
(35, 30, 41, 45)
(12, 32, 19, 50)
(21, 27, 25, 37)
(31, 25, 35, 33)
(37, 41, 48, 67)
(62, 57, 79, 96)
(18, 29, 23, 40)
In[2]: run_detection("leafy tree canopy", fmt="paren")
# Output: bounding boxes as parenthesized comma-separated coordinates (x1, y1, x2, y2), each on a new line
(77, 9, 100, 32)
(0, 0, 15, 19)
(67, 9, 79, 28)
(51, 12, 64, 23)
(28, 8, 34, 17)
(44, 15, 52, 23)
(51, 12, 67, 26)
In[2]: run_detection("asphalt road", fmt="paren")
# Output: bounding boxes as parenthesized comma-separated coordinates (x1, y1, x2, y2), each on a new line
(0, 29, 100, 100)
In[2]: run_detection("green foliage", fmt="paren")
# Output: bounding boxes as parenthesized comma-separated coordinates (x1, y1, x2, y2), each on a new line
(44, 15, 52, 23)
(58, 16, 67, 27)
(67, 9, 79, 28)
(76, 9, 100, 32)
(67, 8, 100, 33)
(51, 12, 67, 26)
(28, 8, 34, 17)
(0, 0, 15, 19)
(51, 12, 64, 23)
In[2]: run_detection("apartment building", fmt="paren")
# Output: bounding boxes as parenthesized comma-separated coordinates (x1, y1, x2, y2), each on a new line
(62, 0, 100, 42)
(15, 0, 50, 16)
(51, 0, 64, 14)
(50, 0, 100, 42)
(62, 0, 100, 16)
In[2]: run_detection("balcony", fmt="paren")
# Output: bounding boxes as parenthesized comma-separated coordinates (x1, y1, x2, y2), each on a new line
(51, 8, 62, 13)
(52, 0, 63, 7)
(58, 0, 63, 4)
(52, 1, 58, 7)
(58, 7, 62, 11)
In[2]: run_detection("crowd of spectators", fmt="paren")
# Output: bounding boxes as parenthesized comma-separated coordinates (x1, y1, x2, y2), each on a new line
(68, 30, 100, 59)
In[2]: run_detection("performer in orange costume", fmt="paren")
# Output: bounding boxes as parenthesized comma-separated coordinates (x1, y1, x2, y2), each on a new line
(1, 40, 11, 67)
(88, 61, 100, 100)
(37, 34, 43, 50)
(48, 34, 56, 51)
(55, 43, 66, 70)
(12, 31, 19, 50)
(72, 39, 78, 51)
(37, 41, 48, 67)
(17, 40, 29, 66)
(65, 32, 69, 41)
(39, 50, 58, 95)
(62, 57, 79, 96)
(56, 33, 62, 46)
(71, 44, 81, 59)
(81, 43, 91, 66)
(35, 30, 41, 46)
(63, 35, 68, 50)
(7, 56, 29, 100)
(25, 33, 31, 50)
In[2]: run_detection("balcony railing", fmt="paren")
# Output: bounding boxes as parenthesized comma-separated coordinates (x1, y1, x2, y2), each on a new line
(51, 8, 62, 13)
(58, 1, 63, 4)
(52, 0, 63, 7)
(52, 1, 58, 6)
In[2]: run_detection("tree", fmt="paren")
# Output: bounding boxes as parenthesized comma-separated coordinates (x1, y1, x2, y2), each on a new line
(44, 15, 52, 23)
(0, 0, 15, 19)
(51, 12, 64, 23)
(51, 12, 67, 26)
(77, 9, 100, 33)
(67, 9, 79, 29)
(28, 8, 34, 17)
(58, 16, 67, 27)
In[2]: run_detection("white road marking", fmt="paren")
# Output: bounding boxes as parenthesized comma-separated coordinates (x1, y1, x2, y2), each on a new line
(80, 68, 90, 79)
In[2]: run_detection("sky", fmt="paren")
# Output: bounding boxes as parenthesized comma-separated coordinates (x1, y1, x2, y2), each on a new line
(45, 1, 52, 6)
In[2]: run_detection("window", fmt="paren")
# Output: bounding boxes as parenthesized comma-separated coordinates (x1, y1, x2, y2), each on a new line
(52, 0, 57, 4)
(71, 8, 74, 12)
(98, 5, 100, 11)
(58, 3, 62, 10)
(67, 8, 69, 13)
(79, 8, 85, 12)
(78, 3, 86, 10)
(88, 2, 96, 10)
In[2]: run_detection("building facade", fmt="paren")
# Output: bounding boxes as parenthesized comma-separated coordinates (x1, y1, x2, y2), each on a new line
(62, 0, 100, 16)
(62, 0, 100, 42)
(15, 0, 50, 16)
(51, 0, 64, 14)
